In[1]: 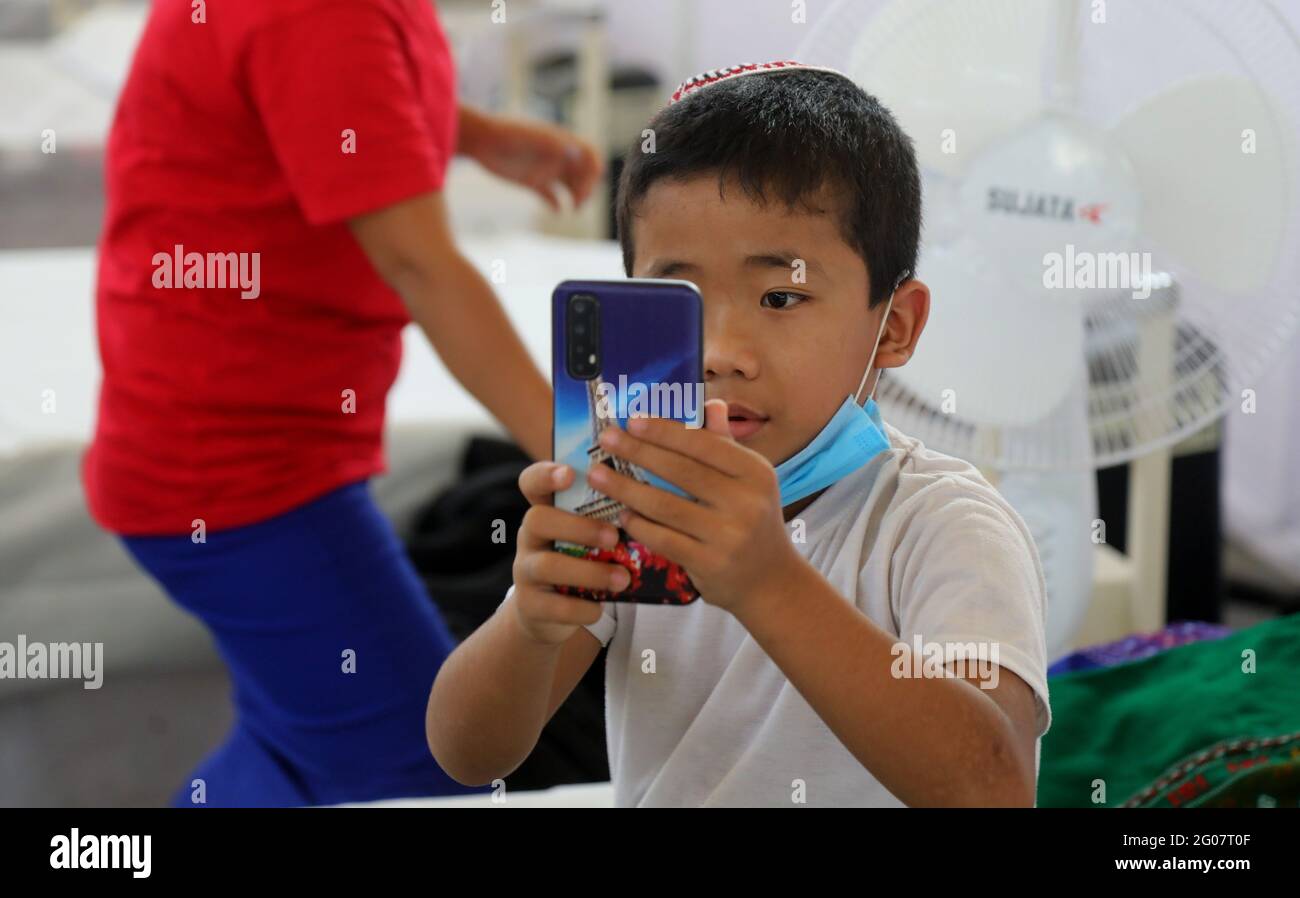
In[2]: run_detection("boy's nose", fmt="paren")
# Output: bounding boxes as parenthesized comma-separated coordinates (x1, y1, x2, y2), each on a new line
(703, 325, 760, 381)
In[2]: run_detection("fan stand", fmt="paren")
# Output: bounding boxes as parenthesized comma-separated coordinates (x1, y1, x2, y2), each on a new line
(981, 295, 1176, 651)
(1078, 295, 1176, 645)
(1079, 288, 1178, 647)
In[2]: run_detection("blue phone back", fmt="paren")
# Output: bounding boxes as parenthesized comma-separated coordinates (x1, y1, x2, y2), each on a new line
(551, 279, 703, 604)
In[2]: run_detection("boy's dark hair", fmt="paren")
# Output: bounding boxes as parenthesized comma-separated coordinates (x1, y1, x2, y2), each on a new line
(615, 70, 921, 308)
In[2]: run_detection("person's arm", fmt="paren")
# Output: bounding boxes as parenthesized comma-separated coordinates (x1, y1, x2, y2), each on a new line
(456, 104, 497, 157)
(455, 104, 604, 211)
(348, 191, 550, 461)
(587, 402, 1041, 806)
(732, 563, 1040, 807)
(426, 461, 619, 785)
(427, 595, 602, 786)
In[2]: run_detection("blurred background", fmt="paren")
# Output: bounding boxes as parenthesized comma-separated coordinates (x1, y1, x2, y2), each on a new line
(2, 0, 1299, 807)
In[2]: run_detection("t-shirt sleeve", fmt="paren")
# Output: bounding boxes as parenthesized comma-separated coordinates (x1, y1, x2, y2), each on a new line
(886, 478, 1053, 738)
(497, 586, 619, 648)
(582, 601, 618, 648)
(244, 4, 450, 225)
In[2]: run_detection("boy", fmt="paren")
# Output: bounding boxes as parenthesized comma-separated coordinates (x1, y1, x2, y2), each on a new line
(427, 62, 1051, 807)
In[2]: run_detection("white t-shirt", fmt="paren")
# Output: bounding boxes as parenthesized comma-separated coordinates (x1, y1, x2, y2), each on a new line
(512, 421, 1052, 807)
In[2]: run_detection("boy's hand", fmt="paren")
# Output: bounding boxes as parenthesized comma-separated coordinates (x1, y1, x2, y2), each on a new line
(587, 400, 804, 613)
(510, 462, 629, 646)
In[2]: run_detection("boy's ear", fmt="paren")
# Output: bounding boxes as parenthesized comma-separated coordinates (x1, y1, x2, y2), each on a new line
(877, 279, 930, 369)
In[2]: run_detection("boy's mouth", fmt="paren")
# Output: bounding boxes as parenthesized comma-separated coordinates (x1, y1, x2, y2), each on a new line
(724, 401, 769, 441)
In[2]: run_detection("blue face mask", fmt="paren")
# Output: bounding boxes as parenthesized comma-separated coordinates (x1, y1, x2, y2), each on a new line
(774, 279, 903, 507)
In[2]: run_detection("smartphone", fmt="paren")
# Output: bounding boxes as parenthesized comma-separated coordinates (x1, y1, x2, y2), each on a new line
(552, 279, 704, 604)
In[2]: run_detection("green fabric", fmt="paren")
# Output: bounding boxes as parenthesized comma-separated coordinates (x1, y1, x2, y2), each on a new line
(1039, 613, 1300, 808)
(1125, 732, 1300, 807)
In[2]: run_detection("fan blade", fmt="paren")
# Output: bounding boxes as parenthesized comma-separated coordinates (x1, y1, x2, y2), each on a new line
(1110, 75, 1290, 293)
(844, 0, 1049, 177)
(891, 238, 1085, 429)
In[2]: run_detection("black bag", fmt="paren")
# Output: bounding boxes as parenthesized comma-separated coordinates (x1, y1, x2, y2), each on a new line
(405, 436, 610, 791)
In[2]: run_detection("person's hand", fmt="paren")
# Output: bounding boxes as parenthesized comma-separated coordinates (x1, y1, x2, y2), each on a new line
(510, 462, 629, 645)
(461, 108, 604, 212)
(586, 400, 804, 614)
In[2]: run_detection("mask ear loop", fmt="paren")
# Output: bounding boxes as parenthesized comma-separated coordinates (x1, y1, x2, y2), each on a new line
(854, 270, 910, 407)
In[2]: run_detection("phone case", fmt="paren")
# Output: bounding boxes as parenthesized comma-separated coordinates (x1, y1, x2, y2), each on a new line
(552, 279, 704, 604)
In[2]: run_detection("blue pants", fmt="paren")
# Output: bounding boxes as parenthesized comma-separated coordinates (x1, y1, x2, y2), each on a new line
(121, 479, 487, 807)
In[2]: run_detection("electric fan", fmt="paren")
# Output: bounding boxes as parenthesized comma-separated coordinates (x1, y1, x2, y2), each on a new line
(798, 0, 1300, 657)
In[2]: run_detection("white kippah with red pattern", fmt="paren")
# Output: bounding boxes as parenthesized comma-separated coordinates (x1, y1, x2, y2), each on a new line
(668, 60, 849, 106)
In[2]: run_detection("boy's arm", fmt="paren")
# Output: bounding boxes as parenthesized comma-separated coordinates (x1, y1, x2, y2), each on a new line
(734, 564, 1040, 807)
(426, 604, 602, 786)
(428, 461, 620, 787)
(588, 405, 1041, 807)
(348, 191, 551, 461)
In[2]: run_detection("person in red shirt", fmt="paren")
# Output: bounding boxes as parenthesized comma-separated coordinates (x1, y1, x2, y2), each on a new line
(84, 0, 602, 806)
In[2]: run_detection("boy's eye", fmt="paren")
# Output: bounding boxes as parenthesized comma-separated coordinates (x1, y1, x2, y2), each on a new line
(760, 291, 809, 310)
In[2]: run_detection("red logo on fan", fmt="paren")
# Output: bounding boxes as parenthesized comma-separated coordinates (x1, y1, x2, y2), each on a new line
(1079, 203, 1108, 224)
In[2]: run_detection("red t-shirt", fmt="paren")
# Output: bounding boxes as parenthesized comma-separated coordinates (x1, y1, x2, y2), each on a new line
(84, 0, 458, 535)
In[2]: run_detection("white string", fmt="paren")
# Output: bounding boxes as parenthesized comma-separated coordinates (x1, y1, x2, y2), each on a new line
(854, 270, 910, 406)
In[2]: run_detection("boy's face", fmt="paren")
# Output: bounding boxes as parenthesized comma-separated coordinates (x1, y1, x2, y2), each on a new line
(631, 174, 889, 468)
